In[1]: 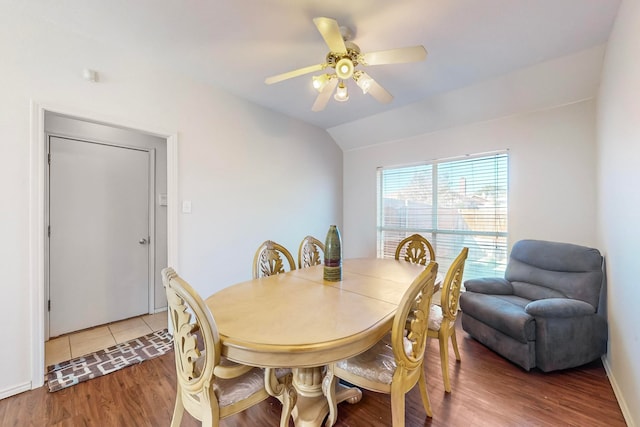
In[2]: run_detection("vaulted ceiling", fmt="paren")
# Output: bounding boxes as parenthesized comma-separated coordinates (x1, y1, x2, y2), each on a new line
(17, 0, 621, 132)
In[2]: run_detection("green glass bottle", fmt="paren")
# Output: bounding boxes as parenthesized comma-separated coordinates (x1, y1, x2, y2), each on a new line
(323, 225, 342, 281)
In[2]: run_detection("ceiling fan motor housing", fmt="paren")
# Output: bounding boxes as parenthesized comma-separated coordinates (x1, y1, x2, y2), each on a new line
(326, 42, 361, 79)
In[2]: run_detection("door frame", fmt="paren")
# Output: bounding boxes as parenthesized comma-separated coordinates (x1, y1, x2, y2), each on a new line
(45, 135, 157, 337)
(29, 101, 179, 388)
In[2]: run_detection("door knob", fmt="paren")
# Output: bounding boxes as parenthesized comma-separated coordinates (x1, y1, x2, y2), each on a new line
(139, 238, 148, 245)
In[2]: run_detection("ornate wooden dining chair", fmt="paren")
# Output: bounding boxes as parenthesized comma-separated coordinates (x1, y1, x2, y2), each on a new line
(162, 268, 294, 427)
(394, 233, 436, 265)
(427, 247, 469, 393)
(252, 240, 296, 279)
(297, 235, 325, 269)
(325, 261, 439, 427)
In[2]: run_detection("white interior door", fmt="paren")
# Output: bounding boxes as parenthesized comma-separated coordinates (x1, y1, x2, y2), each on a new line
(48, 136, 150, 337)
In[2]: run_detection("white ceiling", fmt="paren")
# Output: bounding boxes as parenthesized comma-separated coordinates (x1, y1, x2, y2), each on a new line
(17, 0, 621, 130)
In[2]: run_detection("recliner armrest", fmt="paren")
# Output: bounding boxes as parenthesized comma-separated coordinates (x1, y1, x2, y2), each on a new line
(525, 298, 595, 318)
(464, 277, 513, 294)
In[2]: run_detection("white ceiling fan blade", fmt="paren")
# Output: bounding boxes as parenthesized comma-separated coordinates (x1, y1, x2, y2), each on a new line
(311, 78, 339, 112)
(361, 73, 394, 104)
(265, 63, 326, 85)
(313, 17, 347, 54)
(361, 45, 427, 66)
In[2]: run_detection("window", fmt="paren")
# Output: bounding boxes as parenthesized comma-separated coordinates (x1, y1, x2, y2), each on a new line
(377, 152, 508, 279)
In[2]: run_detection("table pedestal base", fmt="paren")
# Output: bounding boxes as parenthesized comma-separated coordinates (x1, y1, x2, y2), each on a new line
(287, 367, 362, 427)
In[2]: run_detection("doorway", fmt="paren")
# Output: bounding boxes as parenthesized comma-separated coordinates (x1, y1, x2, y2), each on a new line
(30, 103, 178, 388)
(43, 112, 170, 340)
(48, 136, 153, 336)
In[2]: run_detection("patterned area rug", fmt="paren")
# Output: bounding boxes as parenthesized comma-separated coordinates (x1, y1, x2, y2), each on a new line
(46, 328, 173, 392)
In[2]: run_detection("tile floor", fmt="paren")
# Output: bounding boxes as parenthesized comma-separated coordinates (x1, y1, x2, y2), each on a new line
(45, 312, 168, 368)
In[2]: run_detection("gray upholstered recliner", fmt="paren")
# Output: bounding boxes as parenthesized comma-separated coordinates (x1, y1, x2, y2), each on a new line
(459, 239, 607, 372)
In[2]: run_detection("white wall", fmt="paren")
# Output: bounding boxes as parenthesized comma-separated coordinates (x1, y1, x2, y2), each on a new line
(0, 10, 341, 397)
(597, 0, 640, 425)
(343, 100, 598, 260)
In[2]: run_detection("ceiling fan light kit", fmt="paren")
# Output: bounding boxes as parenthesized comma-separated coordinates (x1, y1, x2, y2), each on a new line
(265, 16, 427, 111)
(334, 81, 349, 102)
(354, 71, 372, 94)
(312, 74, 332, 92)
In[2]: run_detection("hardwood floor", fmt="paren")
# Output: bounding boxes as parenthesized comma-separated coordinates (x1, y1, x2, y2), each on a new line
(0, 320, 626, 426)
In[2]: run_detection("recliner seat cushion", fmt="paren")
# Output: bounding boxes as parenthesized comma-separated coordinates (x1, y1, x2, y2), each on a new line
(459, 292, 535, 342)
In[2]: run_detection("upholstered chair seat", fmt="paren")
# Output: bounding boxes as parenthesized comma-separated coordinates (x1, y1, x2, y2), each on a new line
(334, 336, 417, 385)
(428, 305, 443, 330)
(213, 365, 264, 408)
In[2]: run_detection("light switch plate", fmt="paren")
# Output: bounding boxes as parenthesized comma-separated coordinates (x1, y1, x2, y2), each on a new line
(182, 200, 192, 214)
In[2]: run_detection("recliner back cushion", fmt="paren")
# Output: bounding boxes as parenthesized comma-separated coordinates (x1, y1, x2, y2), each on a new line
(505, 240, 603, 308)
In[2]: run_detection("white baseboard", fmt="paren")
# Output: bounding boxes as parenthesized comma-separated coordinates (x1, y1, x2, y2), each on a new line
(0, 381, 33, 400)
(602, 355, 636, 427)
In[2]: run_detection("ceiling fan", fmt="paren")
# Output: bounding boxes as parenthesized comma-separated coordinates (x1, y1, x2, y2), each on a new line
(264, 17, 428, 112)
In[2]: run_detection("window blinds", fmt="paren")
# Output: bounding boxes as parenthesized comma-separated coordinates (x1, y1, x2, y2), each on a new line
(377, 152, 509, 279)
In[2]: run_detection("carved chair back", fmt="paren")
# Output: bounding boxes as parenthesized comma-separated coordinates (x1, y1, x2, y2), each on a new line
(439, 247, 469, 321)
(394, 234, 436, 265)
(297, 235, 325, 269)
(252, 240, 296, 279)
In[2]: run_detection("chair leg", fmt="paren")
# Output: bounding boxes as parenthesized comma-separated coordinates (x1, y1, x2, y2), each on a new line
(451, 328, 461, 361)
(171, 388, 185, 427)
(439, 332, 452, 393)
(201, 386, 219, 427)
(264, 368, 296, 427)
(202, 410, 215, 427)
(418, 368, 433, 418)
(279, 375, 296, 427)
(390, 381, 406, 427)
(323, 367, 339, 427)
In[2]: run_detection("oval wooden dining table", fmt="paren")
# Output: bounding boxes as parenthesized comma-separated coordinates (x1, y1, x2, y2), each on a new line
(205, 258, 435, 427)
